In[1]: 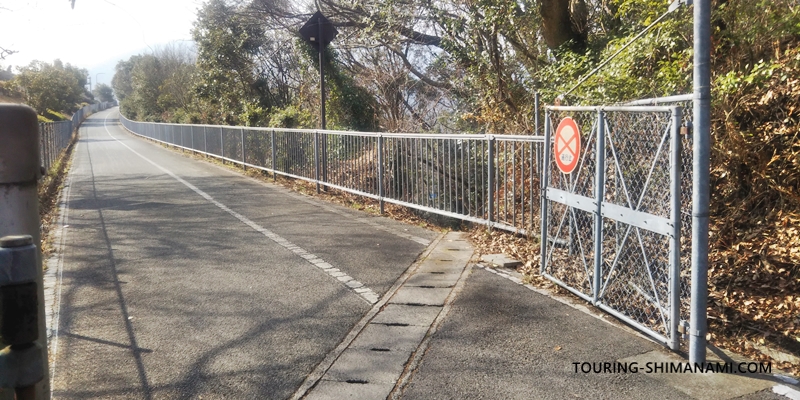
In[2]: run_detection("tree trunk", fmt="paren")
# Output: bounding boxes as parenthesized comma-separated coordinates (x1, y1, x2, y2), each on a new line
(540, 0, 588, 52)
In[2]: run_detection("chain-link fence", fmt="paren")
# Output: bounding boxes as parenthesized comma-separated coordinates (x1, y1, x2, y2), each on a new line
(119, 115, 545, 236)
(541, 102, 691, 350)
(38, 102, 114, 172)
(627, 94, 694, 337)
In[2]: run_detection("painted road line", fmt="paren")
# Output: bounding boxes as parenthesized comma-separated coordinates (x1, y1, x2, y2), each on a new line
(102, 112, 379, 305)
(115, 116, 432, 248)
(45, 132, 78, 391)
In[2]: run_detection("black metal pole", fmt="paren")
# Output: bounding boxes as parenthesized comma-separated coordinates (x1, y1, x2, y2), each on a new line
(318, 20, 328, 188)
(319, 22, 326, 131)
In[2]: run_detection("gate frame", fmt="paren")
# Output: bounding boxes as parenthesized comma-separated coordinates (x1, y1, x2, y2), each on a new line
(541, 105, 683, 350)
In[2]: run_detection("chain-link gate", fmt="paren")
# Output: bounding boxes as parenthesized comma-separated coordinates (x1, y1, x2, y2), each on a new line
(541, 105, 684, 349)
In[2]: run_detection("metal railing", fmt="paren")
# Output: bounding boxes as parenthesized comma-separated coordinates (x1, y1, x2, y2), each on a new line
(119, 95, 702, 354)
(38, 102, 114, 172)
(119, 115, 546, 236)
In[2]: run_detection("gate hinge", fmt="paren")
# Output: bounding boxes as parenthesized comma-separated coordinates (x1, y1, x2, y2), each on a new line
(678, 320, 690, 339)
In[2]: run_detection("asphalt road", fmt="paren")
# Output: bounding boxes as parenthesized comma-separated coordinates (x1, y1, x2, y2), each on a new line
(47, 108, 798, 400)
(50, 108, 436, 398)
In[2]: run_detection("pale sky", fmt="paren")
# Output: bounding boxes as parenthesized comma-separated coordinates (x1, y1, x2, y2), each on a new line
(0, 0, 203, 86)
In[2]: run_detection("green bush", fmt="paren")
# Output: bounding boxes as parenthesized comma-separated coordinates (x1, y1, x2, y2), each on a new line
(43, 109, 69, 121)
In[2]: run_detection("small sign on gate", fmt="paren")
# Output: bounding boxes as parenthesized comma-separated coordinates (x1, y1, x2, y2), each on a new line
(554, 117, 581, 174)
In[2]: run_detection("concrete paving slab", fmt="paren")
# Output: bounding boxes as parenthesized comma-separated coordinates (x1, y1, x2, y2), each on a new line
(305, 380, 394, 400)
(403, 273, 458, 287)
(389, 286, 452, 306)
(415, 261, 468, 275)
(350, 323, 430, 352)
(481, 253, 522, 268)
(371, 304, 442, 327)
(324, 348, 413, 383)
(300, 232, 475, 400)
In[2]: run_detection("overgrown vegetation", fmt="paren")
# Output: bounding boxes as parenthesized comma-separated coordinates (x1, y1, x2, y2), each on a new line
(705, 0, 800, 370)
(110, 0, 799, 372)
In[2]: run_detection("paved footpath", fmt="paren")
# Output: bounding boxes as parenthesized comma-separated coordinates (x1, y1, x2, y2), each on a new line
(43, 108, 799, 399)
(398, 265, 800, 400)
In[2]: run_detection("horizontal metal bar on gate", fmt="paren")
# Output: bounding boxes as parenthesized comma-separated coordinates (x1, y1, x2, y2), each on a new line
(542, 273, 594, 304)
(624, 94, 693, 106)
(545, 106, 597, 112)
(546, 188, 596, 214)
(547, 105, 676, 113)
(595, 302, 670, 346)
(494, 136, 545, 143)
(600, 202, 675, 237)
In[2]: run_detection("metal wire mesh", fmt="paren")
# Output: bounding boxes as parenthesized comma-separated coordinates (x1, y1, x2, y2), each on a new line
(542, 104, 689, 348)
(542, 109, 598, 301)
(627, 95, 695, 337)
(600, 109, 675, 338)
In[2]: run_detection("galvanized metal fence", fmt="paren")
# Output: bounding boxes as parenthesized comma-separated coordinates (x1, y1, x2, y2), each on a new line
(119, 116, 546, 236)
(119, 95, 696, 351)
(38, 102, 114, 172)
(541, 95, 693, 350)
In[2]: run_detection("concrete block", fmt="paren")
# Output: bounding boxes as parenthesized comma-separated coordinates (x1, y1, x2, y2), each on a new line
(371, 304, 442, 327)
(349, 323, 429, 352)
(404, 273, 459, 288)
(481, 253, 522, 268)
(390, 286, 451, 306)
(304, 380, 394, 400)
(324, 348, 412, 383)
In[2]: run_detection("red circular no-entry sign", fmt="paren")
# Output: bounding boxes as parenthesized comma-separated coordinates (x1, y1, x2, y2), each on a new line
(554, 117, 581, 174)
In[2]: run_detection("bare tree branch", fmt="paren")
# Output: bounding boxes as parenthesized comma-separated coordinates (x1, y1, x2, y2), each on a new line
(384, 44, 452, 90)
(0, 46, 17, 60)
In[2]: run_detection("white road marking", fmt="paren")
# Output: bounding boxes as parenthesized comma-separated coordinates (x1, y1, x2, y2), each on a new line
(102, 111, 379, 304)
(46, 138, 76, 391)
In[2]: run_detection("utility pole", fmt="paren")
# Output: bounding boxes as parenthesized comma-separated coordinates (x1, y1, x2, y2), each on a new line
(689, 0, 711, 365)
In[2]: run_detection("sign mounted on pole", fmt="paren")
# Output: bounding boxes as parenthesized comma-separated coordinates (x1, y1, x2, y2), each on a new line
(299, 11, 338, 50)
(554, 117, 581, 174)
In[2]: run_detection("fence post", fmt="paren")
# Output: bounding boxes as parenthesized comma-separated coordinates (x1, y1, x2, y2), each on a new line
(190, 126, 194, 152)
(669, 106, 682, 351)
(314, 131, 320, 194)
(540, 109, 551, 275)
(535, 92, 542, 172)
(487, 135, 495, 223)
(271, 130, 277, 181)
(240, 128, 246, 171)
(0, 104, 50, 400)
(220, 127, 224, 160)
(203, 126, 208, 155)
(592, 109, 605, 304)
(378, 135, 385, 214)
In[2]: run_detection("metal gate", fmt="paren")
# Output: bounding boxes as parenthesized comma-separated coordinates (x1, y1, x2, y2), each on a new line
(540, 105, 685, 349)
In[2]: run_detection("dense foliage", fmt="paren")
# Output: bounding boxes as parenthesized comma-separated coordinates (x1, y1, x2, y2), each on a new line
(10, 59, 92, 116)
(93, 83, 115, 103)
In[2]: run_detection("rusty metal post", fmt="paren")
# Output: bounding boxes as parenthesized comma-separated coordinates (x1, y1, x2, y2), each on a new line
(0, 104, 50, 399)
